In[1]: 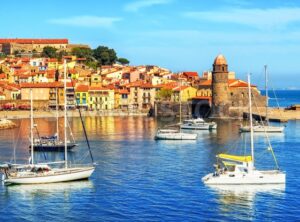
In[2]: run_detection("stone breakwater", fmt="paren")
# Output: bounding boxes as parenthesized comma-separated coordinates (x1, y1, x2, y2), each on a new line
(0, 119, 17, 129)
(230, 107, 300, 121)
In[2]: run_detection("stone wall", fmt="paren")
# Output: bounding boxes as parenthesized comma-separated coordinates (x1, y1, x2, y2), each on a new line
(154, 101, 191, 117)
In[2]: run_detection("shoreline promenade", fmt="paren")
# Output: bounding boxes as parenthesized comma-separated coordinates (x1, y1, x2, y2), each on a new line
(0, 110, 148, 119)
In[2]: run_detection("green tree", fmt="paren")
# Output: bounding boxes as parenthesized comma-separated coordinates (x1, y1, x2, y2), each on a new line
(14, 50, 20, 57)
(72, 47, 93, 60)
(156, 88, 173, 101)
(93, 46, 117, 65)
(57, 50, 68, 60)
(41, 46, 58, 58)
(117, 57, 130, 65)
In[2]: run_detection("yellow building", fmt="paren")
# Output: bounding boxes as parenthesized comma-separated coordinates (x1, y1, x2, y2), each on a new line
(88, 87, 114, 110)
(75, 85, 89, 109)
(114, 89, 129, 110)
(172, 86, 197, 102)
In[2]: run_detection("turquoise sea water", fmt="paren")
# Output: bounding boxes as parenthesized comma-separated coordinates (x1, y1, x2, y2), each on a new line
(261, 90, 300, 107)
(0, 91, 299, 221)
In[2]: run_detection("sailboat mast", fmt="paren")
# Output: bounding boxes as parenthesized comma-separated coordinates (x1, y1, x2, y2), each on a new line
(64, 60, 68, 168)
(30, 87, 34, 164)
(179, 77, 182, 124)
(56, 87, 59, 140)
(264, 65, 268, 122)
(247, 74, 254, 165)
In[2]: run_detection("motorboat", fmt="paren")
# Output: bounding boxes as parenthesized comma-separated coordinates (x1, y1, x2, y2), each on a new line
(155, 129, 197, 140)
(180, 118, 217, 130)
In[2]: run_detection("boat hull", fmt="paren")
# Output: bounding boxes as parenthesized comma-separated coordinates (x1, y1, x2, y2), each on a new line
(202, 170, 286, 185)
(155, 132, 197, 140)
(30, 144, 77, 152)
(240, 126, 284, 133)
(180, 124, 217, 130)
(4, 167, 95, 185)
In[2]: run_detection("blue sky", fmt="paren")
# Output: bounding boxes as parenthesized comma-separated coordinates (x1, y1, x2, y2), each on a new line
(2, 0, 300, 88)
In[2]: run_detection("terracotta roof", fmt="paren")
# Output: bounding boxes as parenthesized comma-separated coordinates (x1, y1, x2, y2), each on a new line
(118, 89, 129, 94)
(89, 86, 112, 91)
(46, 58, 58, 63)
(182, 72, 199, 77)
(0, 38, 68, 44)
(76, 58, 86, 61)
(68, 69, 78, 74)
(75, 84, 89, 92)
(229, 80, 256, 88)
(20, 82, 62, 88)
(199, 80, 212, 86)
(198, 79, 256, 88)
(173, 86, 189, 91)
(156, 82, 178, 89)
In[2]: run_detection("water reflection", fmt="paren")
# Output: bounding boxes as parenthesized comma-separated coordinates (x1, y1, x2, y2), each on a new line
(4, 180, 94, 196)
(208, 184, 285, 219)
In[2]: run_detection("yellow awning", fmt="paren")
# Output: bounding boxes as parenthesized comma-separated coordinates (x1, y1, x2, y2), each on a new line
(222, 161, 237, 166)
(217, 154, 252, 163)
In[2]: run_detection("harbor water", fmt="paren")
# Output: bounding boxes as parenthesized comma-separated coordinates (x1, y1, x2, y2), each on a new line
(0, 90, 300, 221)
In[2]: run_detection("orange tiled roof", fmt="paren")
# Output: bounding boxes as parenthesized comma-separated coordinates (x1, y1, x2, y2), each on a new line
(199, 80, 212, 86)
(75, 84, 89, 92)
(173, 85, 189, 91)
(0, 38, 68, 44)
(20, 82, 62, 88)
(182, 71, 199, 77)
(89, 86, 113, 91)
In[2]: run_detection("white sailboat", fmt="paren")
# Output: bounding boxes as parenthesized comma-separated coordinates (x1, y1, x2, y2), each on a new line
(155, 79, 197, 140)
(1, 60, 95, 185)
(202, 74, 285, 185)
(240, 65, 284, 133)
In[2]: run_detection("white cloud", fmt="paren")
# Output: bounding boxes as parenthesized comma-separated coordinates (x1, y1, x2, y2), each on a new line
(124, 0, 171, 12)
(48, 16, 122, 28)
(184, 7, 300, 30)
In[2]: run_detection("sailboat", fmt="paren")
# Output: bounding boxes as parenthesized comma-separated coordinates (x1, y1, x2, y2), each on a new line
(202, 74, 285, 185)
(155, 79, 197, 140)
(0, 60, 95, 185)
(240, 65, 284, 133)
(31, 87, 77, 151)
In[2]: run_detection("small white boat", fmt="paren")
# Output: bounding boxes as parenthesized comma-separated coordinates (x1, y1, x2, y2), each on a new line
(155, 129, 197, 140)
(180, 118, 217, 130)
(202, 74, 286, 185)
(240, 124, 284, 133)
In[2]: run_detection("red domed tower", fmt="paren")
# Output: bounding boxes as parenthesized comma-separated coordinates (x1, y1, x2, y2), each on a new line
(211, 54, 229, 117)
